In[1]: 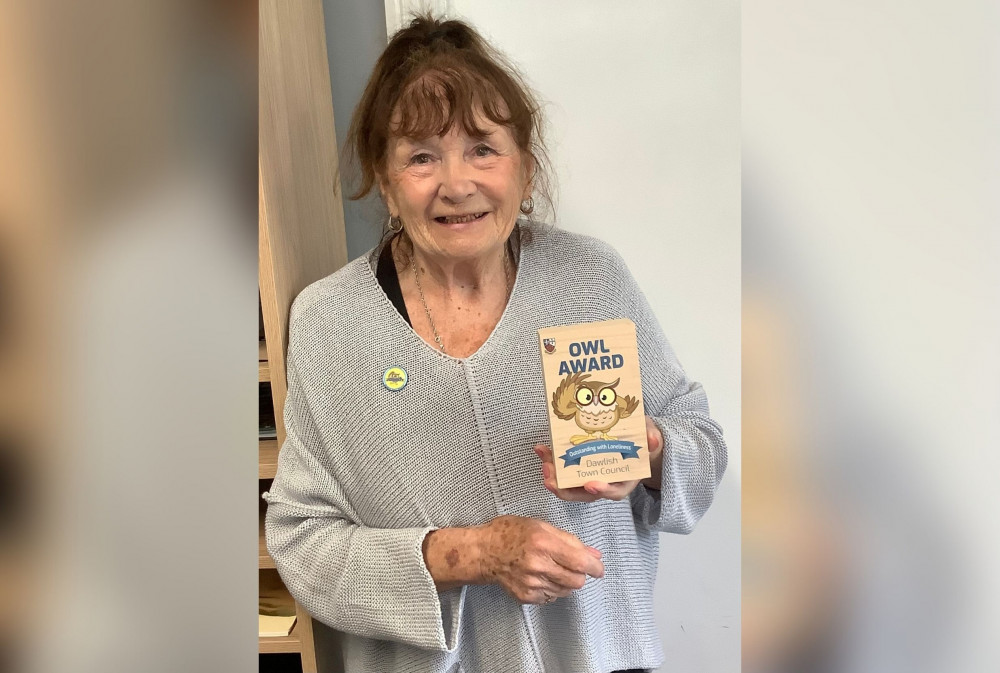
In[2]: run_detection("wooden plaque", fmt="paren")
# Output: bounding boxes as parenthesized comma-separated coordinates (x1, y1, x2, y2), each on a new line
(538, 319, 650, 488)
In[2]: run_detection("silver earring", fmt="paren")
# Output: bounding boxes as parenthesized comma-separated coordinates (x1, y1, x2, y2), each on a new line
(519, 196, 534, 215)
(388, 215, 402, 232)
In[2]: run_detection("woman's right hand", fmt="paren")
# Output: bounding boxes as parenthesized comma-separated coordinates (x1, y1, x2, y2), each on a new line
(480, 515, 604, 604)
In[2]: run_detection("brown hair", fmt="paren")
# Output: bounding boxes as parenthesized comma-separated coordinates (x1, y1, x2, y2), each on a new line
(344, 14, 554, 229)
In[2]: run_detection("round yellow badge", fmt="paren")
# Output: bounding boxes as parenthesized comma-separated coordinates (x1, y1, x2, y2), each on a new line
(382, 367, 408, 391)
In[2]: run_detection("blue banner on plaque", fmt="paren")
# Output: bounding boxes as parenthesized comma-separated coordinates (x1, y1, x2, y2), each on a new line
(559, 440, 642, 467)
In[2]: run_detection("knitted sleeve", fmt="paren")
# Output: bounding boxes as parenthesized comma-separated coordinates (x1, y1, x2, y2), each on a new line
(605, 247, 728, 534)
(262, 309, 466, 651)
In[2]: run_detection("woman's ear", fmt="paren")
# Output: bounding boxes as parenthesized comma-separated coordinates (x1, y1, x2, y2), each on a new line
(378, 178, 398, 217)
(521, 157, 536, 200)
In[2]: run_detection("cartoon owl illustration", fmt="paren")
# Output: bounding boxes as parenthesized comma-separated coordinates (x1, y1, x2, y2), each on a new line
(551, 372, 640, 445)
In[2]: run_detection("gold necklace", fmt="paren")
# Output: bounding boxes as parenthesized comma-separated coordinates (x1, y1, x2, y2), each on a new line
(411, 247, 514, 355)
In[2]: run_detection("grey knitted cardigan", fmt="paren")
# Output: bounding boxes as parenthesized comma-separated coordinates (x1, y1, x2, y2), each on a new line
(263, 224, 727, 673)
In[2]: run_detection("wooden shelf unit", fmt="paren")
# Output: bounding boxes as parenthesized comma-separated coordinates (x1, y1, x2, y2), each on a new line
(259, 438, 279, 480)
(259, 494, 275, 569)
(259, 616, 304, 654)
(259, 1, 348, 671)
(259, 568, 309, 654)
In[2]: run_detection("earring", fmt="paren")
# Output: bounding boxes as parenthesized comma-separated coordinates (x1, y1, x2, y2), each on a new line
(387, 215, 402, 232)
(519, 196, 534, 215)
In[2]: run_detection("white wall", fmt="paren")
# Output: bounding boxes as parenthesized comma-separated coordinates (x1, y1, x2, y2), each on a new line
(388, 3, 741, 671)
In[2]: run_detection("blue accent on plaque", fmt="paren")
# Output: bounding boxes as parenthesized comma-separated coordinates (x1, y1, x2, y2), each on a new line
(559, 440, 642, 467)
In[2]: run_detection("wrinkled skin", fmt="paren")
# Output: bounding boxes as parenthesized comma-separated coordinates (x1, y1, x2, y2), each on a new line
(481, 515, 605, 604)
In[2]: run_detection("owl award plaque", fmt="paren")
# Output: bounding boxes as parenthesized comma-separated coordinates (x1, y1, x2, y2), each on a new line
(538, 319, 651, 489)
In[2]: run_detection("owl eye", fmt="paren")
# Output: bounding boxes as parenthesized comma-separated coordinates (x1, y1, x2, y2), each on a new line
(575, 388, 594, 405)
(598, 387, 617, 406)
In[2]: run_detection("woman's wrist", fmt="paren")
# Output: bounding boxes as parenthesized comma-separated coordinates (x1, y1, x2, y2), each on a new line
(422, 525, 491, 591)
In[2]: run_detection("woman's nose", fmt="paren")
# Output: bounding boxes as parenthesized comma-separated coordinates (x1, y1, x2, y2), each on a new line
(438, 157, 476, 203)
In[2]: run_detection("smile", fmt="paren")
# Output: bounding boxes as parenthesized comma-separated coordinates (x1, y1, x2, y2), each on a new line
(434, 212, 488, 224)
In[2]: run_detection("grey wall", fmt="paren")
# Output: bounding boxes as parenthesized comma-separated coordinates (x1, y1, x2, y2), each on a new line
(323, 0, 388, 260)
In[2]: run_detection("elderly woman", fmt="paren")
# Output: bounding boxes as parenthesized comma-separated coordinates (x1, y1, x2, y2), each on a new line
(264, 15, 727, 673)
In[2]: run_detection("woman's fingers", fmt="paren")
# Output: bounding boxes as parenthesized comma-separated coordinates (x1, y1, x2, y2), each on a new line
(525, 553, 600, 604)
(546, 529, 605, 579)
(541, 466, 596, 501)
(581, 479, 640, 501)
(535, 444, 602, 502)
(645, 415, 664, 456)
(542, 568, 588, 593)
(534, 443, 642, 501)
(545, 478, 602, 502)
(531, 584, 570, 604)
(484, 515, 604, 604)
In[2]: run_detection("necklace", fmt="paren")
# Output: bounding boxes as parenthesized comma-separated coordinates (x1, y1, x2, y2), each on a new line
(411, 246, 514, 355)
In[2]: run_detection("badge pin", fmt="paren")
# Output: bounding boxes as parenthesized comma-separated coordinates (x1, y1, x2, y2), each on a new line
(382, 366, 408, 391)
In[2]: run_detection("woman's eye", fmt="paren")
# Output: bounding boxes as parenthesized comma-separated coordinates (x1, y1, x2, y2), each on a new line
(409, 153, 433, 165)
(473, 145, 496, 157)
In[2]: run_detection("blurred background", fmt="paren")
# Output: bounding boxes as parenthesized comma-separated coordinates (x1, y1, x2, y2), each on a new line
(0, 1, 996, 672)
(743, 2, 1000, 672)
(0, 1, 259, 672)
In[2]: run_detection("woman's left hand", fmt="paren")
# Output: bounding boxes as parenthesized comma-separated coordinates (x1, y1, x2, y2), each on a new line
(534, 416, 664, 502)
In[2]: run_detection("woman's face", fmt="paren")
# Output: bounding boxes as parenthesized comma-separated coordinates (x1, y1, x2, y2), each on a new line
(381, 114, 531, 263)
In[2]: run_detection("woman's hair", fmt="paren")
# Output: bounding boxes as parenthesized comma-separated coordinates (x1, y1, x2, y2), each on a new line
(344, 13, 554, 231)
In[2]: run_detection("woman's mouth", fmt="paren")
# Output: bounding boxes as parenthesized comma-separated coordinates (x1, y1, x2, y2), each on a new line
(434, 212, 488, 225)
